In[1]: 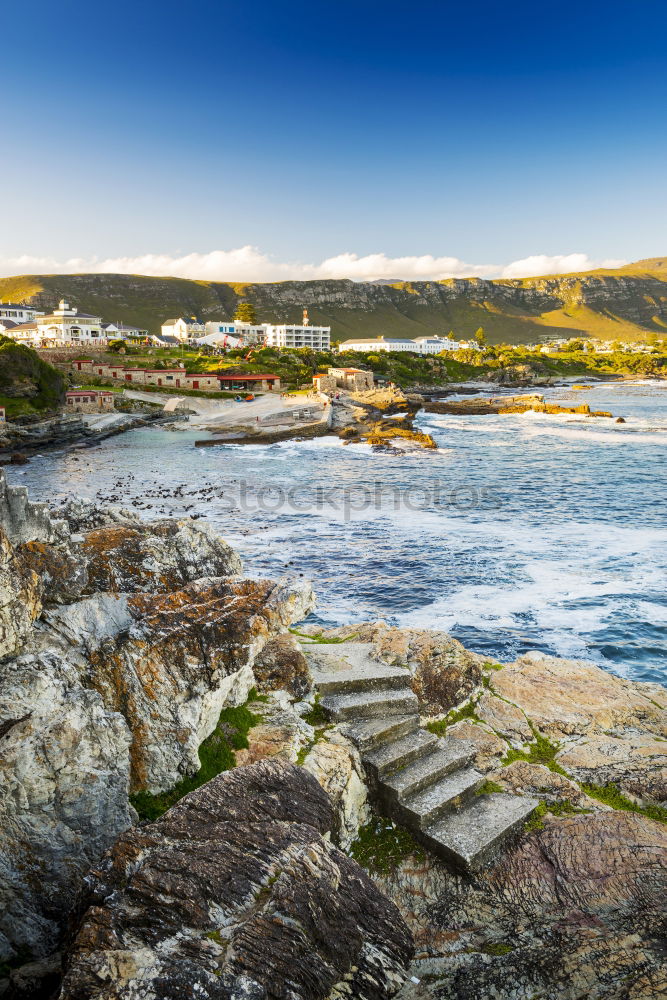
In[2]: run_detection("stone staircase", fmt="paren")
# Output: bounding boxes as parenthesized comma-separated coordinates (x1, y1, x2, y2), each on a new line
(304, 641, 538, 872)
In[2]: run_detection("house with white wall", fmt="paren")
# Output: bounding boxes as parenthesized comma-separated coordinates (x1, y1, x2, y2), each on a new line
(338, 334, 481, 355)
(338, 336, 419, 353)
(0, 302, 44, 325)
(6, 300, 106, 347)
(161, 316, 206, 341)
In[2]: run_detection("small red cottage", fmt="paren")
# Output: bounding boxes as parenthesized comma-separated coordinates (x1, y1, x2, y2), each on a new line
(65, 390, 115, 413)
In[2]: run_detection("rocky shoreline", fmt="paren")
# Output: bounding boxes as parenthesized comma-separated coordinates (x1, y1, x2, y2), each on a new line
(0, 473, 664, 999)
(0, 408, 180, 462)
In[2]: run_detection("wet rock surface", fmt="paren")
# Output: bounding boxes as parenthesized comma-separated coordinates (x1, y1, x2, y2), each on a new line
(60, 760, 413, 1000)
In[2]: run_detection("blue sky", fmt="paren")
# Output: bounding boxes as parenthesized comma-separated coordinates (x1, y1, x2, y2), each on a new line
(2, 0, 666, 280)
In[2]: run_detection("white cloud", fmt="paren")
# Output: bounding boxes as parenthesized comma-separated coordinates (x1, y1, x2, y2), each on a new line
(0, 247, 628, 283)
(500, 253, 627, 279)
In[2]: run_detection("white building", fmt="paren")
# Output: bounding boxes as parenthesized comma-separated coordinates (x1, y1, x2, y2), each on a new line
(6, 300, 106, 346)
(264, 322, 330, 350)
(102, 322, 149, 340)
(338, 336, 419, 353)
(161, 316, 206, 342)
(0, 302, 44, 325)
(412, 335, 480, 354)
(197, 320, 331, 350)
(201, 321, 266, 346)
(338, 334, 481, 355)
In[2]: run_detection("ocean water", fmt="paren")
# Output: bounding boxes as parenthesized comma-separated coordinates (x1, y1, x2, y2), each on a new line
(7, 380, 667, 687)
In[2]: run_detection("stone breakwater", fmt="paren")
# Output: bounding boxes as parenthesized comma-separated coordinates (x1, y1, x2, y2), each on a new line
(0, 473, 665, 1000)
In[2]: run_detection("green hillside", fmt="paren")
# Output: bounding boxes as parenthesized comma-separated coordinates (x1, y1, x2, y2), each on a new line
(0, 337, 65, 417)
(2, 257, 667, 345)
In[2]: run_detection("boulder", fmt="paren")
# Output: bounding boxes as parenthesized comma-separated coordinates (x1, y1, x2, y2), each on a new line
(81, 519, 243, 594)
(489, 760, 597, 808)
(303, 732, 372, 849)
(491, 651, 666, 739)
(0, 648, 132, 961)
(0, 527, 41, 660)
(235, 696, 313, 768)
(445, 720, 508, 772)
(557, 734, 667, 803)
(252, 632, 313, 697)
(60, 760, 413, 1000)
(476, 691, 532, 743)
(44, 576, 315, 792)
(0, 472, 317, 966)
(17, 538, 88, 605)
(54, 497, 140, 534)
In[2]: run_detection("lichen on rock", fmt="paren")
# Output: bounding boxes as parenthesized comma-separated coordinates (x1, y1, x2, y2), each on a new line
(0, 471, 317, 968)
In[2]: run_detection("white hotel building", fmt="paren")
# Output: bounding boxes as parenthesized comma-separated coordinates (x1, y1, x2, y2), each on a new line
(192, 313, 331, 351)
(0, 302, 44, 327)
(338, 335, 480, 355)
(4, 300, 108, 347)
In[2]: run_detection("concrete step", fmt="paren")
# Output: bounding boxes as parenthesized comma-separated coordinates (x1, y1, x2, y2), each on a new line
(341, 715, 419, 752)
(321, 688, 419, 721)
(383, 740, 475, 802)
(363, 729, 439, 779)
(422, 793, 540, 872)
(315, 666, 410, 696)
(396, 766, 484, 829)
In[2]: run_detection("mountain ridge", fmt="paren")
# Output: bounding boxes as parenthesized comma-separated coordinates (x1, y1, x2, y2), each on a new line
(1, 257, 666, 343)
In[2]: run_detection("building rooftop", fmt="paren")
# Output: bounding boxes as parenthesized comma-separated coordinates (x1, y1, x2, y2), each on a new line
(339, 336, 416, 344)
(66, 389, 113, 396)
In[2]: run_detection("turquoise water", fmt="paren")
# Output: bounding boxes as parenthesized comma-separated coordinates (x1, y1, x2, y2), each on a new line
(8, 379, 667, 686)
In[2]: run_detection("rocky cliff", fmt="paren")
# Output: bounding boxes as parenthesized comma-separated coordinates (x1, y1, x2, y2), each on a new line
(3, 258, 667, 343)
(1, 477, 666, 1000)
(0, 476, 313, 967)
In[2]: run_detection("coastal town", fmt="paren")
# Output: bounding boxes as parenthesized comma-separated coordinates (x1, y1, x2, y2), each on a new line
(0, 291, 664, 458)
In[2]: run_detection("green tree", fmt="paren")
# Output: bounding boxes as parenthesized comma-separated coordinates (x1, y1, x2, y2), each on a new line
(234, 301, 258, 323)
(474, 326, 487, 347)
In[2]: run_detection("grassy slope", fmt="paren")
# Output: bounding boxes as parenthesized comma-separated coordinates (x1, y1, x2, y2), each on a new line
(2, 258, 667, 345)
(0, 337, 65, 417)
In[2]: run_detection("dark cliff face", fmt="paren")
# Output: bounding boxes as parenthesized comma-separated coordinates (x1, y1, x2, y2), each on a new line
(2, 259, 667, 342)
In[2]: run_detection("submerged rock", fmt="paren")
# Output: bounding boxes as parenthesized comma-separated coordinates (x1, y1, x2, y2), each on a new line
(61, 760, 413, 1000)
